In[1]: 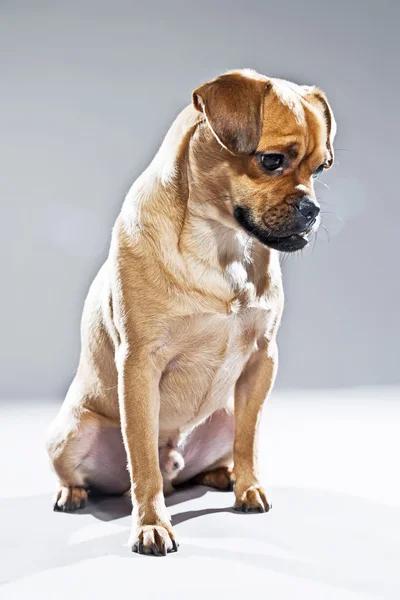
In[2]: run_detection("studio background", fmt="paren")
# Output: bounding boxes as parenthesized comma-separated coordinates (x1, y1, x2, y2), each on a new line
(1, 0, 399, 399)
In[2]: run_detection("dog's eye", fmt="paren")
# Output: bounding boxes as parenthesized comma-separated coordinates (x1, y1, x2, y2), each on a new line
(260, 153, 284, 172)
(313, 164, 326, 178)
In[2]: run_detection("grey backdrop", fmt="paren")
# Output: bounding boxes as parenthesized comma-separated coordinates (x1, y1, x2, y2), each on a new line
(1, 0, 399, 400)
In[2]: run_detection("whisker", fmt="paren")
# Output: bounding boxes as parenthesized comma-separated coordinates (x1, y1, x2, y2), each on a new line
(279, 252, 288, 266)
(321, 223, 331, 242)
(315, 179, 330, 190)
(312, 229, 318, 253)
(243, 235, 253, 258)
(321, 210, 343, 221)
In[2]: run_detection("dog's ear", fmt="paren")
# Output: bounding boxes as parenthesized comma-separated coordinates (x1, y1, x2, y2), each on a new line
(304, 86, 337, 168)
(192, 73, 270, 155)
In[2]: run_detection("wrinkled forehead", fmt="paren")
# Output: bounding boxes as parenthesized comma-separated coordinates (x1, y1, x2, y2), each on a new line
(258, 78, 328, 160)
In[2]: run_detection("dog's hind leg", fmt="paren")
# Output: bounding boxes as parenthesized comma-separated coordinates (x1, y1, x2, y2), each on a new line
(47, 409, 90, 512)
(191, 466, 234, 491)
(46, 384, 129, 512)
(53, 485, 89, 512)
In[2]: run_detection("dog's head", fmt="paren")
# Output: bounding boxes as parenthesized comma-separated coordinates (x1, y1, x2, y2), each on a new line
(191, 69, 336, 252)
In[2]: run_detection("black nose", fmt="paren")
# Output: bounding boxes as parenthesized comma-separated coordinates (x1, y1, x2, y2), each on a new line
(294, 197, 320, 231)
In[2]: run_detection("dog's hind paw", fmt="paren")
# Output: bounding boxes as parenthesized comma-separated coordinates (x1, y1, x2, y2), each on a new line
(53, 486, 88, 512)
(192, 466, 234, 491)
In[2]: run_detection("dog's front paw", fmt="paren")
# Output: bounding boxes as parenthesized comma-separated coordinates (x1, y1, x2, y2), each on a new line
(130, 524, 178, 556)
(234, 485, 270, 513)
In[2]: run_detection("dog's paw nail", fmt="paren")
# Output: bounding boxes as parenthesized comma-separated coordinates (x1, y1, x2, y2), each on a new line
(132, 525, 177, 556)
(234, 486, 270, 513)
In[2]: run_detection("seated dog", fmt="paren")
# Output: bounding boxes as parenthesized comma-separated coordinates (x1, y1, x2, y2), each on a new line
(46, 69, 336, 556)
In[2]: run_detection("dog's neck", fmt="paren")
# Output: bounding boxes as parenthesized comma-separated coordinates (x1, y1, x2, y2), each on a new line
(182, 115, 277, 297)
(122, 105, 280, 300)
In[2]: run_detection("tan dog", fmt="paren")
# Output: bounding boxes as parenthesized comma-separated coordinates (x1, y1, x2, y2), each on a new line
(46, 69, 336, 556)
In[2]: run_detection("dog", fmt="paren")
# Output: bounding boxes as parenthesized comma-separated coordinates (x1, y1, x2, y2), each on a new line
(46, 69, 336, 556)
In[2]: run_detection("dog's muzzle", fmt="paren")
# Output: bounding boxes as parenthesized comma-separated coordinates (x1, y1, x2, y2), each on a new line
(233, 202, 319, 253)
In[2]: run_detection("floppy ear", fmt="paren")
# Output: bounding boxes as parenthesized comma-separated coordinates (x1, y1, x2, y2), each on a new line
(304, 87, 337, 168)
(192, 73, 270, 155)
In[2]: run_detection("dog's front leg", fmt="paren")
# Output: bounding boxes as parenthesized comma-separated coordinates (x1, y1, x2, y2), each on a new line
(116, 345, 177, 555)
(233, 339, 278, 513)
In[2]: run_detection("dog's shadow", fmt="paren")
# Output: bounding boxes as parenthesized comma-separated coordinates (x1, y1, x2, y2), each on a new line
(1, 485, 400, 598)
(85, 482, 217, 523)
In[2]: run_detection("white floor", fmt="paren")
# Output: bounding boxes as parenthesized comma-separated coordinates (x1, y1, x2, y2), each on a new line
(1, 388, 399, 599)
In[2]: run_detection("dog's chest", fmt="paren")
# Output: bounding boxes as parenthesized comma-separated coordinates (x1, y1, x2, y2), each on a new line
(157, 284, 278, 437)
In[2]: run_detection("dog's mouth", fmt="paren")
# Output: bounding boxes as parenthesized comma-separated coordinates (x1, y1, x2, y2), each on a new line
(233, 206, 310, 253)
(261, 232, 309, 252)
